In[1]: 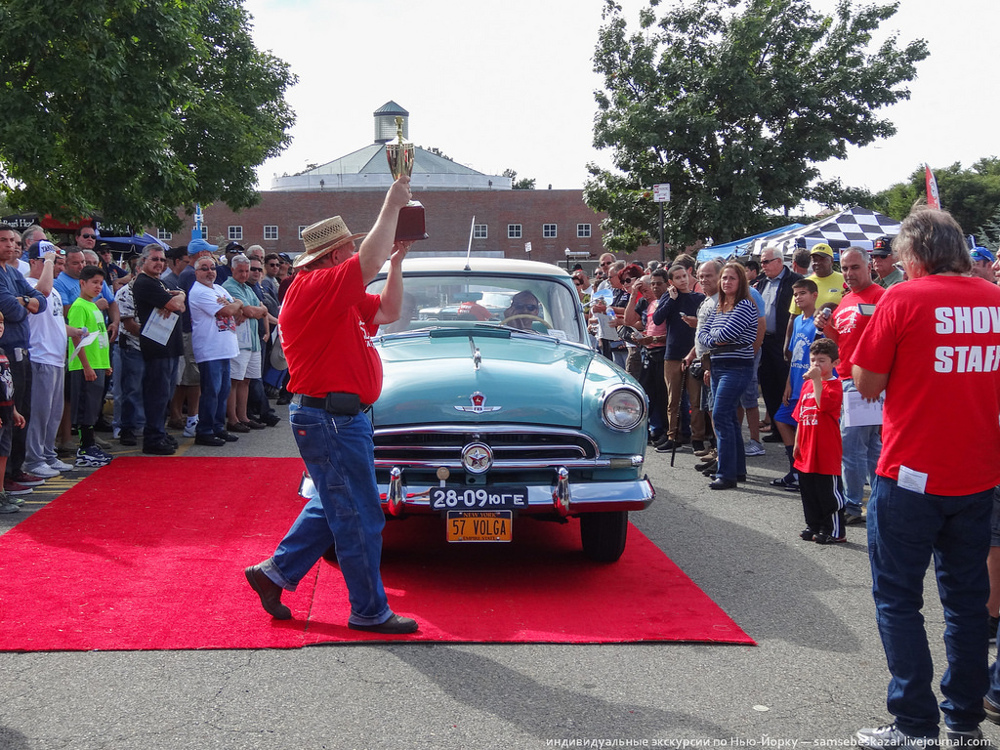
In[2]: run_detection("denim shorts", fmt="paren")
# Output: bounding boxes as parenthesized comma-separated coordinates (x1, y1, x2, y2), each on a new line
(739, 350, 762, 409)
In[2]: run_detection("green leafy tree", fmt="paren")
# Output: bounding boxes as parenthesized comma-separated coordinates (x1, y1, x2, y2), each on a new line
(977, 205, 1000, 253)
(502, 169, 537, 190)
(873, 159, 1000, 235)
(0, 0, 296, 230)
(586, 0, 928, 251)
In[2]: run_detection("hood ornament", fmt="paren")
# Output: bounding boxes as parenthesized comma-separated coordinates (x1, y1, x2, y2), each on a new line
(455, 391, 502, 413)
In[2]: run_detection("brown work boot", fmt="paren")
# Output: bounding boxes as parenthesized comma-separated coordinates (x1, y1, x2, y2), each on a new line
(244, 565, 291, 620)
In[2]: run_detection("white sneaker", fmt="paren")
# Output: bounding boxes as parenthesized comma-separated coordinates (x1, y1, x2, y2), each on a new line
(48, 459, 75, 472)
(745, 439, 766, 457)
(24, 463, 60, 478)
(183, 416, 199, 438)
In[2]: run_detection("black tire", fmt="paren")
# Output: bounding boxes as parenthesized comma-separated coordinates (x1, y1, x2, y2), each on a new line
(322, 542, 338, 563)
(580, 511, 628, 562)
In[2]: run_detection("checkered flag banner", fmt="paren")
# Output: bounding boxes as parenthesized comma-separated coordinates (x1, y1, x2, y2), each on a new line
(750, 207, 902, 257)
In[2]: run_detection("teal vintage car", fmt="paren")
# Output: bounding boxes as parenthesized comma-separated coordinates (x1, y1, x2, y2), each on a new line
(363, 256, 654, 562)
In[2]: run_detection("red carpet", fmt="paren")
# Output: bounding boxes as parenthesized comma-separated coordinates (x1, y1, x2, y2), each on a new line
(0, 458, 754, 651)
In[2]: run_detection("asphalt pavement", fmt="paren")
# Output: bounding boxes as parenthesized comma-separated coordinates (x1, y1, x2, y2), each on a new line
(0, 415, 992, 750)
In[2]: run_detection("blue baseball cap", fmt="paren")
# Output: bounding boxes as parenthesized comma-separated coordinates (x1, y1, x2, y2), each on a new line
(971, 246, 995, 263)
(187, 238, 219, 256)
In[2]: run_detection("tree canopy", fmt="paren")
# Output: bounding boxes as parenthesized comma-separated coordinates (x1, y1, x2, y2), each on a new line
(502, 169, 537, 190)
(0, 0, 296, 230)
(585, 0, 928, 252)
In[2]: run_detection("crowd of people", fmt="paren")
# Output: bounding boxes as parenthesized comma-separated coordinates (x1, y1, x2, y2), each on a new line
(0, 224, 297, 514)
(584, 210, 1000, 747)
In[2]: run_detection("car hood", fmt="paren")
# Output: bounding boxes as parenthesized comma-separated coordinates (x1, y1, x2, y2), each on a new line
(374, 330, 612, 427)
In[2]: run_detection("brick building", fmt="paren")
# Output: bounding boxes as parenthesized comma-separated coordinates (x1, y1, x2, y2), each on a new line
(153, 102, 659, 269)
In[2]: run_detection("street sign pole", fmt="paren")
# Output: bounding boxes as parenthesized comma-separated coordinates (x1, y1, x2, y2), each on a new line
(659, 203, 665, 264)
(652, 183, 670, 263)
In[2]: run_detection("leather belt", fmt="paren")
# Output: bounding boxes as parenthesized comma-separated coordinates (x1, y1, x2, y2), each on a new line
(293, 392, 370, 415)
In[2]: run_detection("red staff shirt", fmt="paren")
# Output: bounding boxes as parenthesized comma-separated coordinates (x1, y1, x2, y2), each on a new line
(853, 275, 1000, 495)
(279, 254, 383, 404)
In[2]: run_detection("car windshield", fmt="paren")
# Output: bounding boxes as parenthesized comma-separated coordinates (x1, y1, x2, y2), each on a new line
(367, 273, 586, 344)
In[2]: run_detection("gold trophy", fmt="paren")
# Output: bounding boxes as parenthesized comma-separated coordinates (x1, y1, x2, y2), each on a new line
(386, 116, 427, 242)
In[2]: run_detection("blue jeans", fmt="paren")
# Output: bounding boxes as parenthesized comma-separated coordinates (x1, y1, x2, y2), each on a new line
(112, 345, 145, 432)
(142, 356, 178, 444)
(710, 360, 752, 481)
(197, 359, 231, 436)
(248, 376, 275, 420)
(261, 403, 392, 626)
(841, 380, 882, 516)
(868, 476, 991, 736)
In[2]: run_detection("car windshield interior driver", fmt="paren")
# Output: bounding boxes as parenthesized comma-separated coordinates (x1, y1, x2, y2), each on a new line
(503, 290, 542, 330)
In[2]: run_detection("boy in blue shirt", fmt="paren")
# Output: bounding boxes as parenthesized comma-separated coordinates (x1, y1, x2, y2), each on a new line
(771, 278, 819, 491)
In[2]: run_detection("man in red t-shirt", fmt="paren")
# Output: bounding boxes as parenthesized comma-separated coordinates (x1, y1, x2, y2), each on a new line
(852, 209, 1000, 746)
(245, 176, 420, 635)
(792, 338, 845, 544)
(815, 246, 885, 524)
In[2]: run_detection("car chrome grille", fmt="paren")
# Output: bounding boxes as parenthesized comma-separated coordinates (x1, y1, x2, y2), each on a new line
(374, 426, 598, 467)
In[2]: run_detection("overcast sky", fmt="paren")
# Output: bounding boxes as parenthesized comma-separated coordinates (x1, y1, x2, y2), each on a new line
(244, 0, 999, 202)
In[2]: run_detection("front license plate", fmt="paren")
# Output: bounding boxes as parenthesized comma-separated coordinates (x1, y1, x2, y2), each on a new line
(447, 511, 513, 543)
(429, 486, 528, 511)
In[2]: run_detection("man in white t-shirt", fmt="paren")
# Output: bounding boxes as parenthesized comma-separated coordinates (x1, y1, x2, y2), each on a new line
(187, 256, 242, 446)
(23, 242, 81, 476)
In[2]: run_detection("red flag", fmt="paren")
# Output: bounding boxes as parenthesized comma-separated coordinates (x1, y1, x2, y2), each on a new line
(925, 164, 941, 209)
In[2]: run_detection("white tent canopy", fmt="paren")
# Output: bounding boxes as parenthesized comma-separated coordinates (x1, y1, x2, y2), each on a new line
(749, 206, 900, 258)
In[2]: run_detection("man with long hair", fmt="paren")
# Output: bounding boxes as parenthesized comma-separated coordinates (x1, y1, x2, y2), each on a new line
(853, 208, 1000, 746)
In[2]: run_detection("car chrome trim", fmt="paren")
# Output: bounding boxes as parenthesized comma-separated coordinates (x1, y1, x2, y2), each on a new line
(374, 424, 602, 468)
(376, 476, 655, 514)
(461, 442, 493, 474)
(386, 467, 404, 517)
(553, 467, 571, 516)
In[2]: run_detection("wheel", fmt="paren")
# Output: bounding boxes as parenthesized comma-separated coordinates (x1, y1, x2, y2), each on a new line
(500, 313, 549, 330)
(322, 541, 338, 563)
(580, 511, 628, 562)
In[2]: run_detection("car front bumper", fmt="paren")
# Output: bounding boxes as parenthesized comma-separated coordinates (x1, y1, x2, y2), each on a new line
(299, 471, 655, 517)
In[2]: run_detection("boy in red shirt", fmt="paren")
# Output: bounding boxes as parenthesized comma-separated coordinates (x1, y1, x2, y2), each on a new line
(793, 338, 846, 544)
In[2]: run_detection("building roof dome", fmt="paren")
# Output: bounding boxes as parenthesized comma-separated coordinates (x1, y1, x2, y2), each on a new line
(270, 103, 511, 192)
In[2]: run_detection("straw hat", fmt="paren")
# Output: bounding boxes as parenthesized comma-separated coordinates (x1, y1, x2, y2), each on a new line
(294, 216, 366, 268)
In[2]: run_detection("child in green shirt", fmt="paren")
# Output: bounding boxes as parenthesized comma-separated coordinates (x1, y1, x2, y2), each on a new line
(67, 266, 113, 468)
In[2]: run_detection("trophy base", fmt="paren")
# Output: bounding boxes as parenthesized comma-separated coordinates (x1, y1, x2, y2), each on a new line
(395, 202, 427, 242)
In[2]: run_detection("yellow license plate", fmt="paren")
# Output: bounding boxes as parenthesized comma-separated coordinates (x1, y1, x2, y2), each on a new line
(446, 511, 513, 543)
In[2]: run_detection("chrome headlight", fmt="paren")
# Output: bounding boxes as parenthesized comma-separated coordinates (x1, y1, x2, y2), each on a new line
(601, 387, 646, 432)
